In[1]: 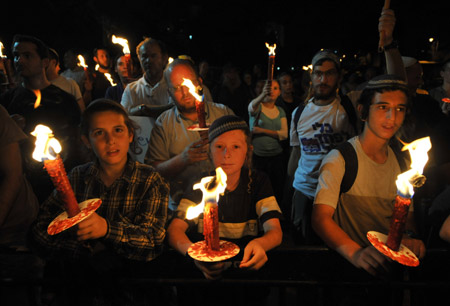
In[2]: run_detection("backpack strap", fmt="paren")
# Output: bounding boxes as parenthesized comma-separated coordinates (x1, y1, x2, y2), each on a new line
(339, 93, 359, 134)
(292, 103, 306, 134)
(335, 141, 358, 194)
(336, 141, 408, 195)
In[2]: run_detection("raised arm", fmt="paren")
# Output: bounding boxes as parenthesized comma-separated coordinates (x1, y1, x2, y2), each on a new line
(379, 8, 406, 80)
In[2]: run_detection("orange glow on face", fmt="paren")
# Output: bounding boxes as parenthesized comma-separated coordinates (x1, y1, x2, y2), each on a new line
(186, 167, 227, 220)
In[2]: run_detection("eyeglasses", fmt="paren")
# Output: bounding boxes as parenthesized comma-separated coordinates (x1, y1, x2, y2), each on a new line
(311, 69, 338, 79)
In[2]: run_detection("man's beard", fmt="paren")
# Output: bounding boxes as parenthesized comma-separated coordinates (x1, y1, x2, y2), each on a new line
(313, 84, 337, 100)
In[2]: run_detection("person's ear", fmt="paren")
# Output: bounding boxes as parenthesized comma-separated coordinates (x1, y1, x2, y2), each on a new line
(81, 135, 91, 149)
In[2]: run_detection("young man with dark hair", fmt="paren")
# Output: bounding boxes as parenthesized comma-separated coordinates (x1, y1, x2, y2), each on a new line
(312, 75, 425, 277)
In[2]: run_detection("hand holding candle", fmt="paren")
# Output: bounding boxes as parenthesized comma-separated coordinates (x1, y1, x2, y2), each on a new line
(367, 137, 431, 266)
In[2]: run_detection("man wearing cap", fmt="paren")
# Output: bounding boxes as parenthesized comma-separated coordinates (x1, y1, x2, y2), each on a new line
(289, 8, 406, 245)
(312, 75, 426, 279)
(146, 59, 234, 212)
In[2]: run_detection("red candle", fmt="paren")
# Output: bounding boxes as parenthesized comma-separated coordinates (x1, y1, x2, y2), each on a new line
(44, 155, 80, 218)
(196, 97, 206, 128)
(203, 200, 220, 251)
(386, 195, 411, 251)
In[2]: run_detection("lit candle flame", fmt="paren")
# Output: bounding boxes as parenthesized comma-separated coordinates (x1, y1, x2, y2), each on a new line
(186, 167, 227, 220)
(112, 35, 130, 54)
(0, 41, 5, 58)
(33, 89, 41, 109)
(181, 78, 203, 102)
(265, 43, 276, 56)
(77, 55, 87, 69)
(395, 137, 432, 198)
(104, 73, 117, 86)
(30, 125, 62, 161)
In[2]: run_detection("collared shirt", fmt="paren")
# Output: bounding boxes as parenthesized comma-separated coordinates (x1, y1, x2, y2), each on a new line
(30, 158, 169, 262)
(146, 101, 234, 209)
(120, 75, 170, 112)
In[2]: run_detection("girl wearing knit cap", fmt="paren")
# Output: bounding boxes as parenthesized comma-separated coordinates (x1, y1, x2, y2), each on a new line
(167, 115, 283, 283)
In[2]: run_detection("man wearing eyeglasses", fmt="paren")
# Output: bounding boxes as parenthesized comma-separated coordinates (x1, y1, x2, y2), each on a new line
(288, 8, 406, 245)
(146, 58, 234, 213)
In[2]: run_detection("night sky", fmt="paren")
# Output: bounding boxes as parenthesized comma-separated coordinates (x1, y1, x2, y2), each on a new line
(2, 0, 449, 73)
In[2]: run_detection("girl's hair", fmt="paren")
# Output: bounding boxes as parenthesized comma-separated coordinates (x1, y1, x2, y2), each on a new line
(80, 98, 142, 155)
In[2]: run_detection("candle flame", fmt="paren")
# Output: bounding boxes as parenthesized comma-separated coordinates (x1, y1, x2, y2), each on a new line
(0, 41, 5, 58)
(30, 124, 62, 161)
(395, 137, 432, 198)
(112, 35, 130, 54)
(181, 78, 203, 102)
(33, 89, 41, 109)
(77, 55, 88, 69)
(265, 43, 276, 56)
(104, 73, 117, 86)
(186, 167, 227, 220)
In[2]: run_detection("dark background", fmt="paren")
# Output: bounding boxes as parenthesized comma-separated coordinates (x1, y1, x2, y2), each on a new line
(2, 0, 449, 74)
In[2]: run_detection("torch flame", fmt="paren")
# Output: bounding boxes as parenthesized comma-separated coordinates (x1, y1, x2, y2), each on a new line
(30, 125, 62, 161)
(181, 78, 203, 102)
(265, 43, 276, 56)
(104, 73, 117, 86)
(0, 41, 5, 58)
(77, 55, 88, 69)
(395, 137, 432, 198)
(33, 89, 41, 109)
(186, 167, 227, 220)
(112, 35, 130, 55)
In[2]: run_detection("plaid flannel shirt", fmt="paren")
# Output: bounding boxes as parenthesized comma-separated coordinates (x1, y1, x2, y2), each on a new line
(30, 158, 169, 262)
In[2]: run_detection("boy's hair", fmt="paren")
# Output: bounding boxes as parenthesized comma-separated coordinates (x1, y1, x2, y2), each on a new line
(12, 34, 49, 59)
(358, 74, 410, 120)
(80, 99, 142, 155)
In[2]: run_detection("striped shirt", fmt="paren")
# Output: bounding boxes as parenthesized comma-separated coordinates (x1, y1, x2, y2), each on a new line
(176, 169, 282, 248)
(30, 158, 169, 262)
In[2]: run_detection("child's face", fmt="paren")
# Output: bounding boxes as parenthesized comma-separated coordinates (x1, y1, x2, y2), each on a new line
(210, 129, 248, 178)
(365, 90, 407, 141)
(82, 111, 133, 169)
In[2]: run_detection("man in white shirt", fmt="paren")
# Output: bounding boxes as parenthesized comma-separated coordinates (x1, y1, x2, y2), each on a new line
(46, 48, 85, 112)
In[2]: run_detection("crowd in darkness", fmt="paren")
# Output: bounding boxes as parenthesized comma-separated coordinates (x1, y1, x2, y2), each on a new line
(1, 6, 450, 306)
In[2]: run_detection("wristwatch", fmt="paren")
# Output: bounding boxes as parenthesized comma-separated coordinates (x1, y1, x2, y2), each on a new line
(139, 104, 146, 112)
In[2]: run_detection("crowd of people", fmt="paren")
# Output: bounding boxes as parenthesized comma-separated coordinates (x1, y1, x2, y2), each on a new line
(1, 7, 450, 306)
